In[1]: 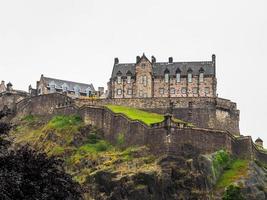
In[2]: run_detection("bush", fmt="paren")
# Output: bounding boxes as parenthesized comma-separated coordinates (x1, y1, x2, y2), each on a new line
(0, 146, 82, 200)
(223, 185, 244, 200)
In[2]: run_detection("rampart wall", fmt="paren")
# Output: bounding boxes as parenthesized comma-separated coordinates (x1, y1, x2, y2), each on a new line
(6, 93, 266, 164)
(75, 97, 240, 135)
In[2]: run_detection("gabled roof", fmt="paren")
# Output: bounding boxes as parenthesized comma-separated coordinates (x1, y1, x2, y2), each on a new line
(111, 56, 215, 78)
(41, 76, 95, 92)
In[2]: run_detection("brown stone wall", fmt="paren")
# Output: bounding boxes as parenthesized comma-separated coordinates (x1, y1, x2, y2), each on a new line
(75, 97, 240, 135)
(0, 92, 28, 110)
(135, 58, 153, 98)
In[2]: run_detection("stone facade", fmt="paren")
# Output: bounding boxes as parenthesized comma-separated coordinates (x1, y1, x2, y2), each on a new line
(108, 54, 217, 99)
(34, 74, 95, 99)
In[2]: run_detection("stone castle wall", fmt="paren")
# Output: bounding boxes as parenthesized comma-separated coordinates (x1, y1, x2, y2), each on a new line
(3, 93, 264, 163)
(75, 96, 240, 135)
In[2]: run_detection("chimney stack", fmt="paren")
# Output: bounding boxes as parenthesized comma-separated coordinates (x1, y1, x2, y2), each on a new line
(136, 56, 141, 63)
(169, 57, 173, 63)
(212, 54, 216, 63)
(6, 82, 13, 91)
(151, 56, 156, 63)
(114, 58, 119, 65)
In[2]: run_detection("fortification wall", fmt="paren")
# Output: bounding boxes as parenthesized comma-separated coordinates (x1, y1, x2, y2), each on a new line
(0, 91, 28, 110)
(6, 93, 266, 163)
(75, 97, 240, 135)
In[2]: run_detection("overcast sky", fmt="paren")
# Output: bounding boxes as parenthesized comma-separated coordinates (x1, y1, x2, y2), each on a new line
(1, 0, 267, 144)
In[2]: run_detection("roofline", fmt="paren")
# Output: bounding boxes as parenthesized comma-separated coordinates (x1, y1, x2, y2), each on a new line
(42, 76, 94, 88)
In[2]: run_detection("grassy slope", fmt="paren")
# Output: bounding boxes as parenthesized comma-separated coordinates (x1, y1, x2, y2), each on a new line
(216, 159, 249, 189)
(105, 104, 187, 125)
(11, 115, 158, 184)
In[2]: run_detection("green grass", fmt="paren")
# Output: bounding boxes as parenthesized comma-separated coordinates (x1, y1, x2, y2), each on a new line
(216, 159, 249, 189)
(46, 115, 82, 131)
(106, 105, 164, 125)
(21, 115, 38, 124)
(212, 150, 230, 177)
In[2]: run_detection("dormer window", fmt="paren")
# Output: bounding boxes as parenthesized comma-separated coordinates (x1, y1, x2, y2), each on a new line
(49, 81, 56, 93)
(187, 69, 193, 83)
(74, 86, 80, 97)
(86, 88, 92, 97)
(164, 69, 170, 83)
(199, 73, 204, 82)
(176, 68, 181, 83)
(62, 83, 68, 92)
(199, 68, 204, 83)
(127, 76, 131, 84)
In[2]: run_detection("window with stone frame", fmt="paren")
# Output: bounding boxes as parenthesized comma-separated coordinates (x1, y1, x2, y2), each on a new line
(164, 73, 169, 83)
(199, 72, 204, 82)
(188, 73, 192, 83)
(143, 75, 147, 86)
(193, 87, 198, 94)
(117, 76, 122, 84)
(127, 76, 131, 84)
(139, 90, 143, 97)
(159, 88, 164, 94)
(117, 89, 122, 95)
(127, 89, 132, 95)
(49, 81, 56, 93)
(176, 73, 181, 83)
(205, 87, 210, 95)
(181, 87, 187, 94)
(170, 88, 175, 94)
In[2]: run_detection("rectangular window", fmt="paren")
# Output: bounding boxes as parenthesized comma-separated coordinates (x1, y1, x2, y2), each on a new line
(127, 76, 131, 84)
(170, 88, 175, 94)
(127, 89, 132, 95)
(199, 73, 204, 82)
(176, 73, 180, 83)
(164, 73, 169, 83)
(117, 76, 122, 84)
(181, 87, 187, 94)
(205, 87, 210, 95)
(117, 89, 122, 95)
(159, 88, 164, 94)
(143, 76, 147, 86)
(188, 73, 192, 83)
(193, 87, 198, 94)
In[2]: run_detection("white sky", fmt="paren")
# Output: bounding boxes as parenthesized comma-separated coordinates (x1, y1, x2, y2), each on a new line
(1, 0, 267, 144)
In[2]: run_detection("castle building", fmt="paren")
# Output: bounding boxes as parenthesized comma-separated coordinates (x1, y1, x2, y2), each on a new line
(108, 54, 217, 99)
(35, 75, 95, 98)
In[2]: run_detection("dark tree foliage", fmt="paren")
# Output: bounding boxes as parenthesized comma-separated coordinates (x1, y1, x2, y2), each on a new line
(0, 146, 83, 200)
(0, 122, 11, 135)
(223, 185, 244, 200)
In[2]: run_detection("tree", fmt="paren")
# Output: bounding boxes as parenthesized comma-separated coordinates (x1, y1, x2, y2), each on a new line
(0, 146, 83, 200)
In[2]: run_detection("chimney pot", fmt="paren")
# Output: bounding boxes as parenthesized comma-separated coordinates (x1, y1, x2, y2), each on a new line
(114, 58, 119, 64)
(151, 56, 156, 63)
(136, 56, 141, 63)
(169, 57, 173, 63)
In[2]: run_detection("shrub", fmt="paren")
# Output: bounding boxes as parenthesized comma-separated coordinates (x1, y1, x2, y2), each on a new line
(116, 132, 125, 147)
(223, 185, 244, 200)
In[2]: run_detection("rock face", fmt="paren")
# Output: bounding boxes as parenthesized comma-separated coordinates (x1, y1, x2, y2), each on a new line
(239, 162, 267, 199)
(84, 145, 213, 200)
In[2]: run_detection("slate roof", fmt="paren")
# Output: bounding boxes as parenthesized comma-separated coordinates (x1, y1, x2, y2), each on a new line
(111, 59, 215, 78)
(42, 76, 95, 93)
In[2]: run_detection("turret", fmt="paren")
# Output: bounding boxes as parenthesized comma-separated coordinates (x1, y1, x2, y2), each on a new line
(6, 82, 13, 91)
(255, 137, 263, 148)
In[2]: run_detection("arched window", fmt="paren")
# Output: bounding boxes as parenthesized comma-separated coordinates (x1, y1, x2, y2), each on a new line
(143, 75, 147, 86)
